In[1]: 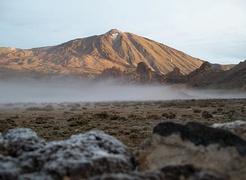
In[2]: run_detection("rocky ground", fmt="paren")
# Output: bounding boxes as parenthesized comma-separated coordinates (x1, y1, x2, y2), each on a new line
(0, 99, 246, 179)
(0, 99, 245, 150)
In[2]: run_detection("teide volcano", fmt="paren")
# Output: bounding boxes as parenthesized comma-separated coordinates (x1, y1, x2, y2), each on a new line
(0, 29, 203, 77)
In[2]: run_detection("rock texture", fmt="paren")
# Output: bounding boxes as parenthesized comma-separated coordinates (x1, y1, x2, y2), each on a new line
(135, 122, 246, 179)
(1, 123, 245, 179)
(0, 128, 46, 156)
(98, 62, 161, 84)
(91, 164, 226, 180)
(212, 120, 246, 140)
(0, 129, 134, 179)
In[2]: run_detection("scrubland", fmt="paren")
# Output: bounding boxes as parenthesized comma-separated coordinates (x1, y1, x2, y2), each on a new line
(0, 99, 245, 151)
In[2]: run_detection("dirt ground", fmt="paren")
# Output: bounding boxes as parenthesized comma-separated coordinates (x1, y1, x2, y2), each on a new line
(0, 99, 245, 151)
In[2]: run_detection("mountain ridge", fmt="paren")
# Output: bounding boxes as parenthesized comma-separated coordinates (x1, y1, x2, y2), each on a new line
(98, 60, 246, 90)
(0, 29, 204, 76)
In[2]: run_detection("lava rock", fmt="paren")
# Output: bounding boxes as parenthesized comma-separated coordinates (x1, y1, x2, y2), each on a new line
(91, 164, 226, 180)
(153, 121, 246, 155)
(0, 128, 134, 179)
(1, 128, 46, 156)
(135, 121, 246, 179)
(212, 120, 246, 140)
(0, 155, 21, 180)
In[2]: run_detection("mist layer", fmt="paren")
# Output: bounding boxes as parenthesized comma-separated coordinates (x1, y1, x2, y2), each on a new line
(0, 80, 245, 103)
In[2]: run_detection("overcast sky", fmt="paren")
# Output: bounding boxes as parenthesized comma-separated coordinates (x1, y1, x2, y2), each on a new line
(0, 0, 245, 64)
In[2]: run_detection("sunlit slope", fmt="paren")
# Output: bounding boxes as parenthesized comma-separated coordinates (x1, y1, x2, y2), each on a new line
(0, 29, 203, 75)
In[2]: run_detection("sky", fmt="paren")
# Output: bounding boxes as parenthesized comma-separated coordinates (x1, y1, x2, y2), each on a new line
(0, 0, 245, 64)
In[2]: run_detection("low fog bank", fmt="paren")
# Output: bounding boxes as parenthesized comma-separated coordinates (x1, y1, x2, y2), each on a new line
(0, 79, 245, 103)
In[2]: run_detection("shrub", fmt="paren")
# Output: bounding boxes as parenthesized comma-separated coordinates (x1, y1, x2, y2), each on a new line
(162, 112, 176, 119)
(35, 117, 48, 124)
(70, 107, 77, 111)
(42, 124, 53, 128)
(129, 133, 139, 139)
(193, 109, 201, 113)
(146, 114, 160, 119)
(108, 131, 117, 136)
(67, 115, 91, 127)
(85, 102, 90, 106)
(93, 111, 109, 119)
(127, 114, 143, 120)
(26, 107, 41, 111)
(43, 105, 54, 111)
(202, 111, 213, 119)
(0, 119, 17, 133)
(110, 115, 121, 120)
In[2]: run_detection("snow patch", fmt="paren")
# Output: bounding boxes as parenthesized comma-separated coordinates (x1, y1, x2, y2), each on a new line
(111, 33, 119, 40)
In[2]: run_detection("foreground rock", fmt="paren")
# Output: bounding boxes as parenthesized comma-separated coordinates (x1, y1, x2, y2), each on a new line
(91, 164, 225, 180)
(0, 128, 46, 156)
(212, 120, 246, 140)
(0, 128, 134, 179)
(1, 123, 244, 179)
(135, 122, 246, 179)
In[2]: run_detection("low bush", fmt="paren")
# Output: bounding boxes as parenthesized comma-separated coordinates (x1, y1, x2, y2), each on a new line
(93, 111, 109, 119)
(146, 114, 160, 119)
(162, 112, 176, 119)
(193, 109, 201, 113)
(202, 111, 213, 119)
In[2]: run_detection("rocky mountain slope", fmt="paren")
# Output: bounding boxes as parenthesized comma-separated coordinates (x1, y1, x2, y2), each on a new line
(98, 60, 246, 90)
(186, 60, 246, 90)
(0, 29, 203, 76)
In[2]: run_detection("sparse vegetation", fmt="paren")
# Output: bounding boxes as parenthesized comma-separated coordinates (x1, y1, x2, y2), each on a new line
(146, 114, 161, 120)
(193, 109, 201, 113)
(0, 99, 245, 151)
(162, 112, 176, 119)
(93, 111, 109, 119)
(202, 111, 213, 119)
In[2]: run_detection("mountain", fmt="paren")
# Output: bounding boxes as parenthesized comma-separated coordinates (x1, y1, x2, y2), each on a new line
(186, 60, 246, 90)
(207, 60, 246, 90)
(0, 29, 203, 77)
(98, 60, 246, 90)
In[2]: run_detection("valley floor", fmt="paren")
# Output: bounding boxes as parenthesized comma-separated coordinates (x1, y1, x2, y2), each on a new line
(0, 99, 245, 151)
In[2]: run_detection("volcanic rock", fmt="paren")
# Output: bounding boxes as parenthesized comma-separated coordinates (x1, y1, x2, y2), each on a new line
(212, 120, 246, 140)
(91, 164, 226, 180)
(163, 66, 185, 83)
(100, 66, 124, 79)
(0, 128, 134, 179)
(135, 122, 246, 179)
(0, 128, 46, 156)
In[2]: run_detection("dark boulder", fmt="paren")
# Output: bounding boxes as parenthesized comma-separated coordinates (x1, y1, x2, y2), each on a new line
(153, 121, 246, 156)
(136, 121, 246, 179)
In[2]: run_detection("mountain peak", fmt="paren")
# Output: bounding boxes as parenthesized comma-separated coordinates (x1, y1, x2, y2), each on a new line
(106, 29, 122, 35)
(106, 29, 122, 41)
(0, 29, 203, 75)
